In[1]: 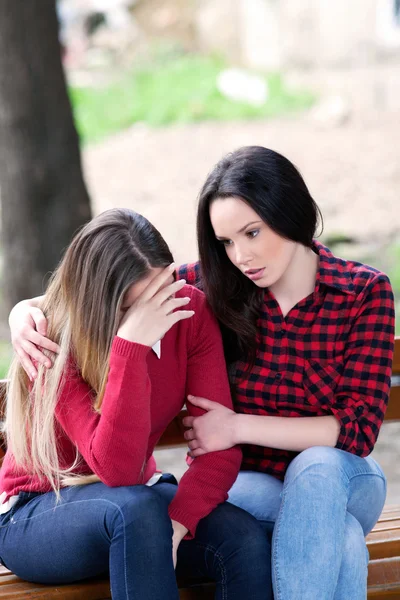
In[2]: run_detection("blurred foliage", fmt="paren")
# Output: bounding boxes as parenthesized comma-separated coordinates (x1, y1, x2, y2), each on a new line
(328, 238, 400, 335)
(384, 243, 400, 335)
(0, 341, 12, 379)
(69, 53, 315, 144)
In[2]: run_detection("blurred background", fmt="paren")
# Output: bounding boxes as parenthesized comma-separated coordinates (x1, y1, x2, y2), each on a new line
(0, 0, 399, 498)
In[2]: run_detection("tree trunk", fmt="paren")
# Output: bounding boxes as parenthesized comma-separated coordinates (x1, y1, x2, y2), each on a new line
(0, 0, 92, 314)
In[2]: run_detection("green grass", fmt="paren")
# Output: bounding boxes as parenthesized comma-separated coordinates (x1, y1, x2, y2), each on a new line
(0, 341, 12, 379)
(382, 243, 400, 335)
(69, 53, 315, 144)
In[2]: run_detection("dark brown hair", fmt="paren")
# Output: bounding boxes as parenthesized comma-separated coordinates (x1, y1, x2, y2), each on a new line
(197, 146, 322, 365)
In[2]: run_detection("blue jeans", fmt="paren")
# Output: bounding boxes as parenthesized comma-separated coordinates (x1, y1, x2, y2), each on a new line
(0, 475, 272, 600)
(228, 447, 387, 600)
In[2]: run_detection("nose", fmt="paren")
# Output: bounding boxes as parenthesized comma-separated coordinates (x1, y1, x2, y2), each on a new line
(234, 243, 252, 266)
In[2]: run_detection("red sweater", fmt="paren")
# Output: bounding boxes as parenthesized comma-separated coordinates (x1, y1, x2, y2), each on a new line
(0, 285, 242, 537)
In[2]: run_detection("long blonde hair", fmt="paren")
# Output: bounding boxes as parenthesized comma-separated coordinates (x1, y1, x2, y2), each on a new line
(5, 208, 173, 494)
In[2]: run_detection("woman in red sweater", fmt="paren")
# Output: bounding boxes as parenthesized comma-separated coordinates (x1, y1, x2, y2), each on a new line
(0, 208, 271, 600)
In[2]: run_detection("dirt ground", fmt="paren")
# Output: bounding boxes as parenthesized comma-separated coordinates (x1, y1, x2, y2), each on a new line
(82, 108, 400, 502)
(83, 110, 400, 265)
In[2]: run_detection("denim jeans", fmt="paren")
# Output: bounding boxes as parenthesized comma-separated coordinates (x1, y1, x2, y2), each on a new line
(0, 474, 272, 600)
(227, 446, 387, 600)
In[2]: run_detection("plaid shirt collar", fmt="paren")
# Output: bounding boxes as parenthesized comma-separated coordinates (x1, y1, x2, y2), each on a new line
(312, 240, 356, 297)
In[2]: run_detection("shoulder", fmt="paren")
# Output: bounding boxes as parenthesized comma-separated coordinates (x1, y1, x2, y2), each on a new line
(316, 240, 393, 299)
(344, 257, 390, 288)
(175, 283, 207, 310)
(177, 262, 202, 288)
(175, 284, 219, 340)
(346, 260, 392, 300)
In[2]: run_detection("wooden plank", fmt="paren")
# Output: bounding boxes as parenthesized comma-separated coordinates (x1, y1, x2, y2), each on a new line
(379, 506, 400, 521)
(0, 567, 216, 600)
(385, 385, 400, 421)
(392, 338, 400, 375)
(385, 336, 400, 421)
(368, 557, 400, 598)
(0, 578, 110, 599)
(372, 520, 400, 533)
(367, 528, 400, 560)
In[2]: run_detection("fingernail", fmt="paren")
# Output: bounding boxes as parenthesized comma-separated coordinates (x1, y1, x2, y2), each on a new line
(169, 263, 176, 271)
(187, 395, 193, 400)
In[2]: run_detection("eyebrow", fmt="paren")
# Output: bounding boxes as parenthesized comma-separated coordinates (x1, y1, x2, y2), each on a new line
(215, 221, 263, 239)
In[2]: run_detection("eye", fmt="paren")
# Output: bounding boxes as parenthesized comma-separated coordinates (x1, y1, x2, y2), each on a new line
(217, 239, 233, 247)
(246, 229, 259, 239)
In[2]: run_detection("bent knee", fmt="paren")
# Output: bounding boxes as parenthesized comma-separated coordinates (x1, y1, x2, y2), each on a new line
(104, 485, 171, 534)
(284, 447, 347, 488)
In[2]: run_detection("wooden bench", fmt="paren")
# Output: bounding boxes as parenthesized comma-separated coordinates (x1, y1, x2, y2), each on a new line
(1, 338, 400, 599)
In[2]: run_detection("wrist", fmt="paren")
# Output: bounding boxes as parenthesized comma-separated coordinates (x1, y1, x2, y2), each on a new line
(171, 519, 188, 541)
(116, 326, 151, 347)
(233, 413, 247, 445)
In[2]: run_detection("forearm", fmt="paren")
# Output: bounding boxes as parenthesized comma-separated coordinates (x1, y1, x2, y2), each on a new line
(57, 340, 152, 486)
(235, 414, 340, 452)
(168, 446, 242, 538)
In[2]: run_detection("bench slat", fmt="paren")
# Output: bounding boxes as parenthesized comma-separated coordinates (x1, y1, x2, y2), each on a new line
(367, 557, 400, 598)
(385, 386, 400, 421)
(392, 341, 400, 375)
(367, 529, 400, 560)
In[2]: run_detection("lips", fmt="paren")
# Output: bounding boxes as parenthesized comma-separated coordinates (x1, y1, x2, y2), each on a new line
(245, 268, 263, 275)
(244, 267, 266, 281)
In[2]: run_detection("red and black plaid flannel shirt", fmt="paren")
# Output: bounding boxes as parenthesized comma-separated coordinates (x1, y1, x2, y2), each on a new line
(178, 241, 395, 480)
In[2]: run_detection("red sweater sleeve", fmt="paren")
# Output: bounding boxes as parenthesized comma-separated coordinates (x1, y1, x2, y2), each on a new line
(56, 337, 152, 487)
(168, 287, 242, 537)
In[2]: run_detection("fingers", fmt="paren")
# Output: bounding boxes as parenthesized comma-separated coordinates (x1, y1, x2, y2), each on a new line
(23, 330, 60, 356)
(21, 340, 53, 369)
(187, 395, 217, 411)
(184, 428, 195, 441)
(162, 295, 191, 315)
(169, 310, 195, 326)
(16, 348, 38, 381)
(155, 278, 187, 306)
(30, 308, 48, 337)
(182, 416, 195, 428)
(187, 440, 201, 451)
(140, 264, 176, 302)
(188, 448, 206, 458)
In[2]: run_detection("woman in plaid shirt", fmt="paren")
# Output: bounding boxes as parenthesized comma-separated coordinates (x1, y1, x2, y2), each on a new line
(179, 146, 395, 599)
(10, 146, 395, 599)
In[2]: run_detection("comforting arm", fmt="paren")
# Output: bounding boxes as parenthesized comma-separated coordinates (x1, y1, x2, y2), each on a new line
(9, 295, 59, 377)
(187, 274, 395, 458)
